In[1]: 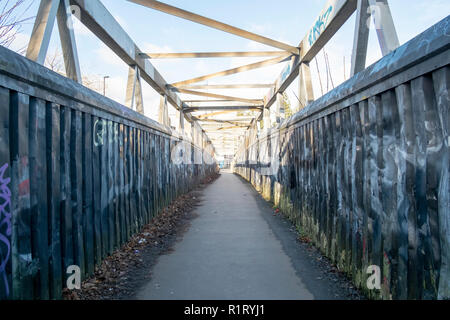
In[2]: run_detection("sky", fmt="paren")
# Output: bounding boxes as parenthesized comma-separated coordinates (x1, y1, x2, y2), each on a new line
(8, 0, 450, 155)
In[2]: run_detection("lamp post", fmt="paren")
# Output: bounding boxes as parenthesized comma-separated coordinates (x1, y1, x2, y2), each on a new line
(103, 75, 110, 96)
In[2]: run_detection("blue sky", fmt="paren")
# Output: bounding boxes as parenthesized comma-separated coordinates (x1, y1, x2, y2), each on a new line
(11, 0, 450, 125)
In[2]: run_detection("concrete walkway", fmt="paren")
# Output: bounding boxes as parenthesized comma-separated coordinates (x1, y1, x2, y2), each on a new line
(136, 172, 340, 300)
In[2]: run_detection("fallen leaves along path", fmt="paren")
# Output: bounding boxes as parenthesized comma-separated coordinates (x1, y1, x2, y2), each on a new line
(63, 173, 221, 300)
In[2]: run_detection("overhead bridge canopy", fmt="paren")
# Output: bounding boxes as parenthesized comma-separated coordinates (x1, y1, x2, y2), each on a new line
(26, 0, 392, 157)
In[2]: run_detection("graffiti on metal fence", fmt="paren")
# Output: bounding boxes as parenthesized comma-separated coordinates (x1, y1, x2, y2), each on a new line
(308, 5, 333, 46)
(170, 141, 216, 166)
(0, 163, 12, 297)
(93, 119, 119, 147)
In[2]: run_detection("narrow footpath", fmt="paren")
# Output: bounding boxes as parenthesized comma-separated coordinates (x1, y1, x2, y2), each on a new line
(136, 171, 360, 300)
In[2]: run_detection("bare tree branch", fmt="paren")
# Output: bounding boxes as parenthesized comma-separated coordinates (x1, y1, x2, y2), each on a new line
(45, 48, 64, 73)
(0, 0, 35, 51)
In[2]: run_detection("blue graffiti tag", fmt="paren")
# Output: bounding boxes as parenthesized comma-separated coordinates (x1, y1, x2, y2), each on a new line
(0, 163, 12, 297)
(308, 5, 333, 46)
(281, 64, 292, 83)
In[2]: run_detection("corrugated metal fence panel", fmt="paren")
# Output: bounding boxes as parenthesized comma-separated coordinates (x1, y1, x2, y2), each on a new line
(0, 46, 217, 300)
(232, 17, 450, 299)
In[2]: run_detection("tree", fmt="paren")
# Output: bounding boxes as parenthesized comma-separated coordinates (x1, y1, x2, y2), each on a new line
(282, 92, 292, 118)
(45, 49, 65, 73)
(44, 49, 106, 94)
(82, 74, 103, 94)
(0, 0, 35, 51)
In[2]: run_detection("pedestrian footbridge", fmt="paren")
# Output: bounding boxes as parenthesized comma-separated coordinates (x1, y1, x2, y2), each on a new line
(0, 0, 448, 300)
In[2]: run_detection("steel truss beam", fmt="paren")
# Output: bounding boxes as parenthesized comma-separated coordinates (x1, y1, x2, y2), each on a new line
(368, 0, 400, 56)
(184, 99, 239, 103)
(171, 54, 291, 87)
(159, 95, 170, 126)
(127, 0, 299, 54)
(214, 126, 249, 131)
(27, 0, 59, 64)
(195, 118, 254, 123)
(139, 51, 288, 59)
(351, 0, 371, 76)
(179, 84, 275, 90)
(125, 65, 144, 113)
(184, 106, 263, 112)
(172, 88, 263, 105)
(57, 0, 82, 82)
(27, 0, 81, 82)
(196, 110, 254, 119)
